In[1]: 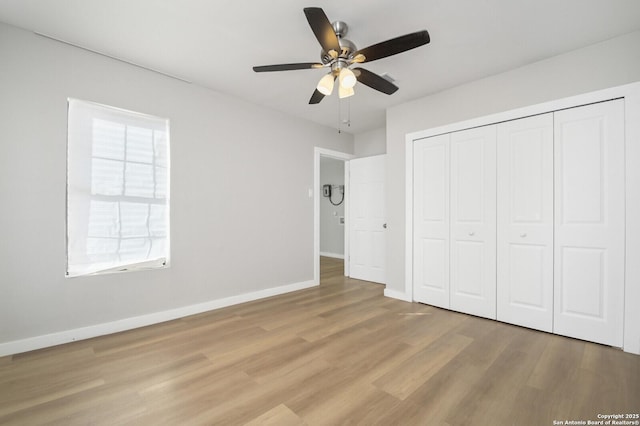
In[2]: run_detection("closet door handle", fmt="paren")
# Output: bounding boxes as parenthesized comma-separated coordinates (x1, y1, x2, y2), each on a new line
(520, 233, 527, 238)
(468, 231, 475, 236)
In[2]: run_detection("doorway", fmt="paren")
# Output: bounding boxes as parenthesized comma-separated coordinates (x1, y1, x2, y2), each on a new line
(319, 156, 346, 259)
(313, 148, 353, 284)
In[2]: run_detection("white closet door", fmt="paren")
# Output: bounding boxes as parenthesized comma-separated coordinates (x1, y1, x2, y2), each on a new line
(450, 125, 497, 319)
(413, 134, 450, 308)
(554, 99, 625, 347)
(497, 114, 554, 332)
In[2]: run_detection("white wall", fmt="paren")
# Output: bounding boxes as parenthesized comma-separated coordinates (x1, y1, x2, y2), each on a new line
(385, 30, 640, 297)
(354, 127, 386, 157)
(0, 23, 353, 354)
(319, 157, 345, 258)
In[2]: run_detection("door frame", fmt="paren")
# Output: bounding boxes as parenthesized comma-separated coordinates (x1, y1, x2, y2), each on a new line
(314, 147, 354, 284)
(404, 81, 640, 355)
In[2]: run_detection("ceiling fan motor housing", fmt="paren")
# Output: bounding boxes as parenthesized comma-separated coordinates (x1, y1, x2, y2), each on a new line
(321, 21, 357, 64)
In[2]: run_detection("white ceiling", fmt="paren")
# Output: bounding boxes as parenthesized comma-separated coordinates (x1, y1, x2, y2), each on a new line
(1, 0, 640, 134)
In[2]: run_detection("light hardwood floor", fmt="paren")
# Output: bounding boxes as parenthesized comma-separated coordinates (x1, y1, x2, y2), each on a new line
(1, 257, 638, 425)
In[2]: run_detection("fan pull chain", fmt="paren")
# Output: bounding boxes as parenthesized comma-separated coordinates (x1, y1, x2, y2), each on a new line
(337, 97, 352, 134)
(338, 97, 342, 133)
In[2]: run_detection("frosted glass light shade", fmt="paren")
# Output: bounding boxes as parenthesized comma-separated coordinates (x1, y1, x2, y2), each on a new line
(316, 74, 334, 96)
(339, 67, 357, 89)
(338, 85, 354, 99)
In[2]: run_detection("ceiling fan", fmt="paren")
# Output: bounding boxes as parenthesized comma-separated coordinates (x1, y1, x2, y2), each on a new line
(252, 7, 430, 104)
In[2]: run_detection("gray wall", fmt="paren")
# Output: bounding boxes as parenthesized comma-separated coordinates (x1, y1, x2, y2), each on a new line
(0, 23, 353, 347)
(319, 157, 345, 257)
(385, 30, 640, 297)
(354, 127, 386, 157)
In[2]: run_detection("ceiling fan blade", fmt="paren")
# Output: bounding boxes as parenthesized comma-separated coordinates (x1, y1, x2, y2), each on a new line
(309, 89, 325, 104)
(354, 30, 430, 63)
(253, 63, 324, 72)
(303, 7, 341, 56)
(353, 68, 399, 95)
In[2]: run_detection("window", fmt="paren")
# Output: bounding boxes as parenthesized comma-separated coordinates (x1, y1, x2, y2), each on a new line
(67, 99, 170, 277)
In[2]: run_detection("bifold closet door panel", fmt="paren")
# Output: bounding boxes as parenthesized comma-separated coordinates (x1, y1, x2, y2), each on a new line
(450, 125, 497, 319)
(413, 134, 450, 308)
(554, 99, 625, 347)
(497, 113, 554, 332)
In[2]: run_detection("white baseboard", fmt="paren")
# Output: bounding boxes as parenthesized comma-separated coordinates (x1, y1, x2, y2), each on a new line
(383, 288, 413, 302)
(319, 252, 345, 259)
(0, 279, 317, 357)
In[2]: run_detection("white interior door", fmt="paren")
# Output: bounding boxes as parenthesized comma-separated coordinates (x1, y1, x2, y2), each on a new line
(349, 155, 386, 284)
(450, 125, 497, 319)
(554, 99, 625, 347)
(413, 134, 450, 308)
(497, 113, 554, 332)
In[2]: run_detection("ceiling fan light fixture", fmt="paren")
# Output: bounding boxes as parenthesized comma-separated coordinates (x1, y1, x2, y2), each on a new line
(317, 73, 335, 96)
(339, 67, 357, 89)
(338, 85, 354, 99)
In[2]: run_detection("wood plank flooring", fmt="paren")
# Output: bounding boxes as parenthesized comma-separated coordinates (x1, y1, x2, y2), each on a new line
(1, 256, 638, 425)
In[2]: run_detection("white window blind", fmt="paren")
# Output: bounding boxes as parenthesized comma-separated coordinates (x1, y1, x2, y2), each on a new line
(67, 99, 170, 277)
